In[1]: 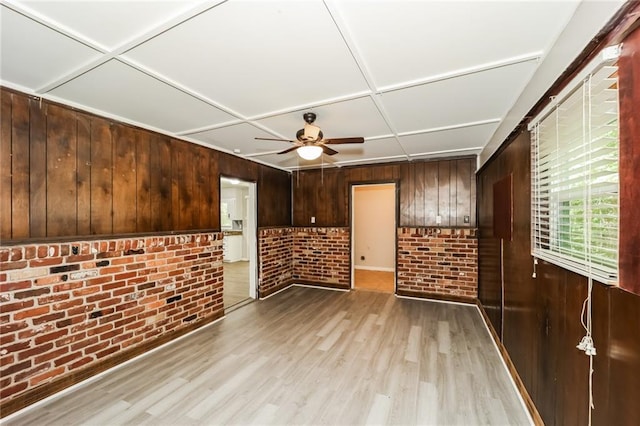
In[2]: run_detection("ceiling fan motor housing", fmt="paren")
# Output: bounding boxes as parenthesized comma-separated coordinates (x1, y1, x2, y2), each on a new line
(296, 125, 322, 142)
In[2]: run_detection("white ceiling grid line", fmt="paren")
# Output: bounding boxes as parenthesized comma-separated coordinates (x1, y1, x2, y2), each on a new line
(0, 0, 625, 171)
(323, 0, 409, 161)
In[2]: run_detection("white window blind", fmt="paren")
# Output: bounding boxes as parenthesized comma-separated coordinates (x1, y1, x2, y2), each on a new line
(529, 48, 620, 284)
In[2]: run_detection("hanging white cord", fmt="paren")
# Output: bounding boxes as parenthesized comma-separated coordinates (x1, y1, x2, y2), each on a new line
(578, 75, 596, 426)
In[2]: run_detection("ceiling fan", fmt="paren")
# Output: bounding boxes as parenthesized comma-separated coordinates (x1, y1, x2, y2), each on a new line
(255, 112, 365, 160)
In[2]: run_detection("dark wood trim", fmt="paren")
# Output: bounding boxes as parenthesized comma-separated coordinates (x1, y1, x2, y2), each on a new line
(476, 300, 544, 426)
(259, 280, 295, 299)
(396, 289, 475, 305)
(0, 311, 224, 418)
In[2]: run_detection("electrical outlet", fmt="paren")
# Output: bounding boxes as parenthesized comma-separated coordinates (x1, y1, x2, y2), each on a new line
(311, 216, 315, 224)
(436, 215, 442, 225)
(464, 215, 470, 223)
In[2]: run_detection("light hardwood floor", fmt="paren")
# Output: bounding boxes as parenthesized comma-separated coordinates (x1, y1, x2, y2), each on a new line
(354, 269, 395, 293)
(223, 260, 251, 310)
(4, 286, 531, 425)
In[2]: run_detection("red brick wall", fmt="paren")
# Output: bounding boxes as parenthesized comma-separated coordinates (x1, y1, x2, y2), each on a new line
(397, 228, 478, 300)
(0, 232, 223, 405)
(258, 228, 293, 297)
(292, 227, 350, 288)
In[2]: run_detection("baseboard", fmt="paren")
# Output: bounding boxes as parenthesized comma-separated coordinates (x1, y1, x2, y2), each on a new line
(476, 301, 544, 426)
(354, 266, 395, 272)
(0, 310, 224, 419)
(396, 289, 475, 305)
(259, 280, 295, 299)
(293, 279, 350, 291)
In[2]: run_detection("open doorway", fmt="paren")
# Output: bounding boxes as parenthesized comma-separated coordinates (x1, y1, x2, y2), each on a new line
(351, 183, 396, 293)
(220, 177, 257, 311)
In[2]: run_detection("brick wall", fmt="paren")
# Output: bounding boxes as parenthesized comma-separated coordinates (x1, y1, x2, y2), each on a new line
(397, 228, 478, 300)
(0, 232, 223, 407)
(258, 228, 293, 297)
(292, 227, 350, 288)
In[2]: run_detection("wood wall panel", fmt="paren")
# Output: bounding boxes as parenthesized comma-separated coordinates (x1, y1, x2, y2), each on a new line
(605, 288, 640, 425)
(618, 26, 640, 295)
(0, 88, 291, 241)
(149, 134, 172, 232)
(1, 91, 12, 238)
(10, 94, 30, 239)
(438, 160, 451, 227)
(477, 24, 640, 421)
(258, 166, 289, 228)
(28, 99, 47, 238)
(455, 159, 473, 227)
(112, 126, 137, 234)
(89, 118, 113, 235)
(399, 163, 412, 226)
(292, 158, 475, 228)
(423, 161, 438, 226)
(208, 150, 220, 230)
(76, 114, 92, 236)
(196, 146, 212, 231)
(135, 130, 151, 232)
(46, 105, 77, 237)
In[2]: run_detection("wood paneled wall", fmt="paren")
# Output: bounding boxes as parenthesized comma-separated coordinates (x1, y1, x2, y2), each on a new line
(291, 158, 476, 227)
(477, 23, 640, 423)
(0, 89, 291, 242)
(618, 25, 640, 295)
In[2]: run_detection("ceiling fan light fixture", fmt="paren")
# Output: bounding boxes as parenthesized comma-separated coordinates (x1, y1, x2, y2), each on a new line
(297, 145, 323, 160)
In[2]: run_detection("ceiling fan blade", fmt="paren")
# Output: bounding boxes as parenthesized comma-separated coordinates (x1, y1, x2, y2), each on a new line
(277, 146, 300, 155)
(323, 137, 365, 145)
(322, 145, 339, 156)
(255, 137, 295, 143)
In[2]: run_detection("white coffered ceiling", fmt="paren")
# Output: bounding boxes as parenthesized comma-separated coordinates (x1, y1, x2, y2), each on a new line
(0, 0, 626, 171)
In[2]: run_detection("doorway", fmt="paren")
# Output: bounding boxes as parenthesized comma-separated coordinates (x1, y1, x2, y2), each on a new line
(220, 177, 257, 311)
(351, 183, 396, 293)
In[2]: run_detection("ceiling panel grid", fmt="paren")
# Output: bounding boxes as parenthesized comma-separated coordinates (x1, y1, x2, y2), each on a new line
(0, 0, 625, 170)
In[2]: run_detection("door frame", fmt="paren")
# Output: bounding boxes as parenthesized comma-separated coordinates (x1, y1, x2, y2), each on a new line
(219, 175, 258, 301)
(350, 181, 399, 293)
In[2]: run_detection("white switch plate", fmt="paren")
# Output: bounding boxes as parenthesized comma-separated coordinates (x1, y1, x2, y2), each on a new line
(436, 215, 442, 224)
(311, 216, 316, 224)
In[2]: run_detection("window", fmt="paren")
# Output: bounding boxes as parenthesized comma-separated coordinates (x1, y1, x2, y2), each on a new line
(529, 46, 620, 284)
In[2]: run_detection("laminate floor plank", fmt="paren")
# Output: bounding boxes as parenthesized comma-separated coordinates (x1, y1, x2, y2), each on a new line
(5, 286, 531, 426)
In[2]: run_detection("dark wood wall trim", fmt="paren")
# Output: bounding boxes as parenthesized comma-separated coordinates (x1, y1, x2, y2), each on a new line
(0, 87, 291, 243)
(0, 311, 224, 418)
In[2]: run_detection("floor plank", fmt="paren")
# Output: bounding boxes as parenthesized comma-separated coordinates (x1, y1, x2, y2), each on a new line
(354, 269, 395, 293)
(4, 286, 531, 425)
(223, 260, 250, 310)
